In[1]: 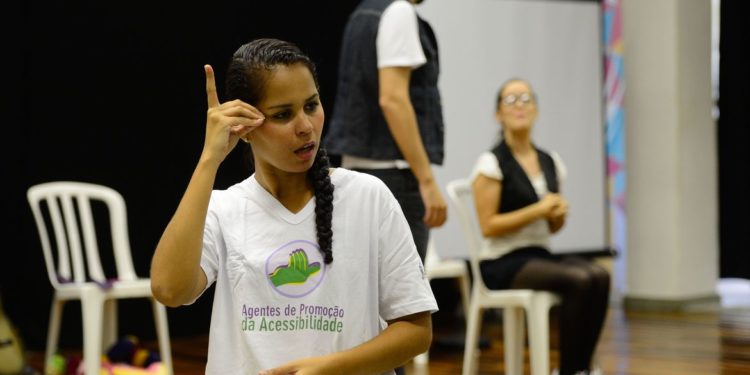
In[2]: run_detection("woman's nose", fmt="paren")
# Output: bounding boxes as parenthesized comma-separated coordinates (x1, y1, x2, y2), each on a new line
(295, 113, 313, 135)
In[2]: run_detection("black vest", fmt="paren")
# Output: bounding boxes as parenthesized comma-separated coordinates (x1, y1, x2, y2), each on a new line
(324, 0, 445, 164)
(491, 140, 558, 213)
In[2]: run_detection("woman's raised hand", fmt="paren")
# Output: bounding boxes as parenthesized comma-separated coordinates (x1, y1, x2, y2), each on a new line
(202, 64, 265, 164)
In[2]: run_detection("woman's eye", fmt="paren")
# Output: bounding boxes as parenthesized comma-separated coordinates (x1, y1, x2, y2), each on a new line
(304, 102, 320, 113)
(271, 111, 291, 120)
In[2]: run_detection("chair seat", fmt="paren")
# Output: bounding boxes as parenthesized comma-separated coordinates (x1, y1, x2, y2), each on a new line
(54, 278, 153, 300)
(426, 258, 468, 279)
(476, 288, 536, 308)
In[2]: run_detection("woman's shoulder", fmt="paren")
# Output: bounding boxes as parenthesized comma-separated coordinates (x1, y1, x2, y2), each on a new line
(208, 177, 254, 206)
(471, 151, 502, 181)
(532, 144, 558, 159)
(534, 147, 565, 167)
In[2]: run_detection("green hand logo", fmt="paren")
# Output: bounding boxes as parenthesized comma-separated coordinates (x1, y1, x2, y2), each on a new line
(269, 249, 321, 287)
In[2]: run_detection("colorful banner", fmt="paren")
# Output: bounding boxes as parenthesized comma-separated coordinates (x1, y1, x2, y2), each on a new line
(604, 0, 626, 296)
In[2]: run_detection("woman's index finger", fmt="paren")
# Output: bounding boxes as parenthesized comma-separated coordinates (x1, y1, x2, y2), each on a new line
(204, 64, 220, 108)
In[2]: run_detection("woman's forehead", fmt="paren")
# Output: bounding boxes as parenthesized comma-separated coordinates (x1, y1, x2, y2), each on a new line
(503, 80, 531, 94)
(260, 64, 317, 104)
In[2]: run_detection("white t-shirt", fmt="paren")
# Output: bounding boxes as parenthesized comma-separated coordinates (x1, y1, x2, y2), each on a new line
(194, 168, 438, 374)
(377, 0, 426, 69)
(470, 151, 567, 260)
(343, 0, 426, 170)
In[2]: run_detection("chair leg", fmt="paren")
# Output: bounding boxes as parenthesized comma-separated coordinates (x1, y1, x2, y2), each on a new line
(504, 307, 525, 375)
(103, 299, 118, 351)
(462, 303, 483, 375)
(152, 298, 173, 375)
(81, 290, 104, 375)
(458, 274, 471, 321)
(45, 298, 64, 373)
(528, 294, 553, 375)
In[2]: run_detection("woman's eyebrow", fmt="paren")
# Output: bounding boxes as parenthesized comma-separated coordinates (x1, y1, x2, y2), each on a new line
(265, 93, 320, 110)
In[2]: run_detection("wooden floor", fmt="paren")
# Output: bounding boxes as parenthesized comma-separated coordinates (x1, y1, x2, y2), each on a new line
(25, 305, 750, 374)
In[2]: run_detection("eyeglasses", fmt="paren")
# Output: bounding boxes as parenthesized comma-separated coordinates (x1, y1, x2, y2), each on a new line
(501, 92, 534, 106)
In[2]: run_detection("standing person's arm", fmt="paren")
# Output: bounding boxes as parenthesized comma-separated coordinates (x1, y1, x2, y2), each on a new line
(378, 67, 447, 228)
(150, 65, 264, 307)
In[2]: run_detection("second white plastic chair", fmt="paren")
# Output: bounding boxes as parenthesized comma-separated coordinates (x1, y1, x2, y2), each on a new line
(413, 238, 471, 367)
(27, 181, 173, 375)
(446, 178, 560, 375)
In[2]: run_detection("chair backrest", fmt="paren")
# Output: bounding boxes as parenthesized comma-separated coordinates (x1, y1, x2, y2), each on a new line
(27, 181, 138, 288)
(445, 178, 492, 293)
(424, 237, 440, 272)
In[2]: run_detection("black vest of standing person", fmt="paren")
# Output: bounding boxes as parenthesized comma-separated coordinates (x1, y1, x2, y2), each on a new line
(491, 140, 559, 214)
(325, 0, 445, 165)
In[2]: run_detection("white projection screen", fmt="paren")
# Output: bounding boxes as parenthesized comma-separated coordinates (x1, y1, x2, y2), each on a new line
(418, 0, 608, 256)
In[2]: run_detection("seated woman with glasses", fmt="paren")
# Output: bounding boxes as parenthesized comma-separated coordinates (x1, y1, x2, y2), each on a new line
(470, 78, 609, 375)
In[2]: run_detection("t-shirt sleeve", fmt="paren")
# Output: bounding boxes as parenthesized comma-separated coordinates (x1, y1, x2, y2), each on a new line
(376, 1, 426, 69)
(551, 151, 567, 189)
(377, 190, 438, 321)
(470, 151, 503, 182)
(184, 193, 220, 305)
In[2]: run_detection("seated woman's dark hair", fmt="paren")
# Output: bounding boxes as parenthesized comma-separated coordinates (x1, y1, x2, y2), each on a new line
(224, 38, 334, 263)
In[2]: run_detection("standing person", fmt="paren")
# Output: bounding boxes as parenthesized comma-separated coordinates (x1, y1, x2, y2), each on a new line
(471, 78, 609, 375)
(150, 38, 437, 375)
(324, 0, 447, 264)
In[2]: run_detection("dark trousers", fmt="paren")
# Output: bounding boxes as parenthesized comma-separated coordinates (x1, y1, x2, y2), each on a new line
(354, 168, 428, 263)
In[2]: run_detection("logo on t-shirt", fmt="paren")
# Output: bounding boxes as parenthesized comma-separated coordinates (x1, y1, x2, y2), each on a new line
(265, 240, 326, 298)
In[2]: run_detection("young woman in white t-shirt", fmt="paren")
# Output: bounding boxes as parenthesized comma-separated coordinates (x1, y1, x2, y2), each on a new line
(471, 79, 609, 375)
(150, 38, 437, 375)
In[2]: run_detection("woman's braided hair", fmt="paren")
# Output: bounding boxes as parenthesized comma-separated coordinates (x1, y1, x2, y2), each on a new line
(308, 147, 334, 263)
(224, 38, 335, 263)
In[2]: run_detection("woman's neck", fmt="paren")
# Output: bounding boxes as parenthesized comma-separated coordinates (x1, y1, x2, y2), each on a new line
(254, 166, 314, 213)
(503, 130, 534, 155)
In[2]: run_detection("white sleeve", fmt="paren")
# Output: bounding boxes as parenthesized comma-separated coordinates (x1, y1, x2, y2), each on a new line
(551, 151, 567, 189)
(376, 1, 426, 69)
(470, 151, 503, 182)
(377, 191, 438, 320)
(184, 193, 221, 305)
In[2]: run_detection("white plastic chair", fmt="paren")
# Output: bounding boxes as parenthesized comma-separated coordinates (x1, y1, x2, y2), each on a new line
(413, 238, 471, 367)
(27, 181, 173, 375)
(446, 179, 560, 375)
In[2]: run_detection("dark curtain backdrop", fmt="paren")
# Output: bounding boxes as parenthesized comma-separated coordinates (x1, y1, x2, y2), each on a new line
(3, 0, 748, 352)
(718, 1, 749, 280)
(3, 1, 358, 350)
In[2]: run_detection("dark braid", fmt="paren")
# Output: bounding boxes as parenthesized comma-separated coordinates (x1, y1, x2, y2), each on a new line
(308, 147, 335, 263)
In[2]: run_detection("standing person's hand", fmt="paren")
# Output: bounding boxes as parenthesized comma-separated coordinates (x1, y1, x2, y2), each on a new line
(201, 64, 265, 164)
(420, 180, 447, 228)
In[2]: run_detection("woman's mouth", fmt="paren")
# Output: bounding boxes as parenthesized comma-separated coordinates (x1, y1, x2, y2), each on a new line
(294, 142, 316, 160)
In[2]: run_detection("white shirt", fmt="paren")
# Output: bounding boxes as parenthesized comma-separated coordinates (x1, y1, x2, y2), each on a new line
(377, 0, 426, 69)
(194, 168, 438, 374)
(470, 151, 567, 260)
(342, 0, 426, 170)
